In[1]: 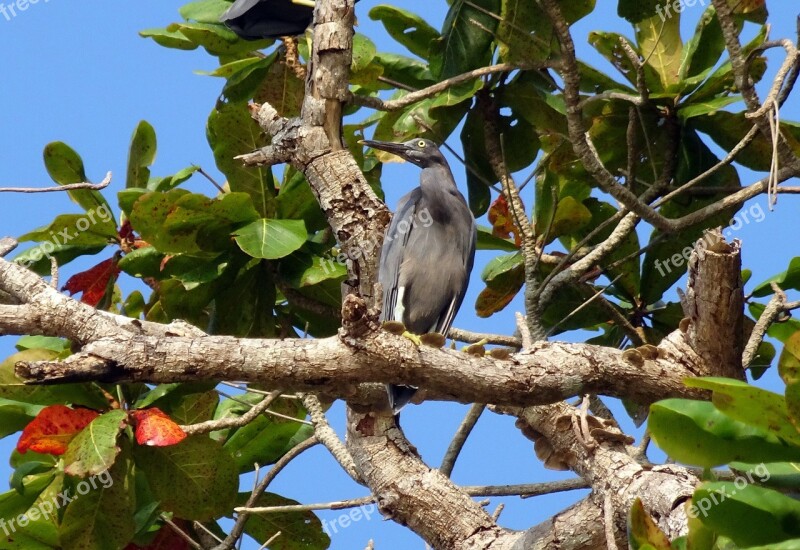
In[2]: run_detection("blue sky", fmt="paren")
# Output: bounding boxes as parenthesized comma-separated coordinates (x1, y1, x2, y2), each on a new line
(0, 1, 798, 548)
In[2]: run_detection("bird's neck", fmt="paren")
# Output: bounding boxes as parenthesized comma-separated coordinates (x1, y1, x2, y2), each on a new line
(419, 162, 464, 220)
(419, 162, 458, 196)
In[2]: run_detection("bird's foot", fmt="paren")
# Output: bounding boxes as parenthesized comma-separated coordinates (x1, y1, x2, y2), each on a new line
(401, 331, 421, 346)
(463, 338, 489, 357)
(382, 320, 406, 335)
(420, 332, 446, 348)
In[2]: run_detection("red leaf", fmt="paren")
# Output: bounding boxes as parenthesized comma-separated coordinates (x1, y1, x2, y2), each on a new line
(62, 257, 121, 307)
(131, 408, 187, 447)
(17, 405, 100, 455)
(119, 219, 134, 242)
(487, 195, 521, 246)
(123, 521, 191, 550)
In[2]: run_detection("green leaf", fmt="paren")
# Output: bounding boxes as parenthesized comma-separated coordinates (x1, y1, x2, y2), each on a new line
(19, 212, 118, 247)
(678, 95, 742, 121)
(753, 257, 800, 297)
(498, 0, 594, 63)
(231, 492, 331, 549)
(779, 332, 800, 428)
(147, 165, 199, 192)
(628, 498, 672, 550)
(162, 391, 219, 426)
(234, 219, 308, 260)
(460, 104, 539, 217)
(134, 436, 237, 520)
(560, 198, 641, 300)
(173, 21, 272, 56)
(117, 246, 165, 279)
(679, 5, 725, 81)
(43, 142, 111, 213)
(275, 168, 327, 232)
(15, 336, 70, 354)
(476, 226, 519, 252)
(129, 190, 260, 254)
(685, 377, 800, 447)
(126, 121, 157, 189)
(180, 0, 232, 23)
(729, 461, 800, 490)
(0, 350, 109, 410)
(140, 27, 198, 50)
(430, 0, 500, 79)
(691, 482, 800, 547)
(649, 399, 800, 468)
(476, 252, 524, 317)
(635, 11, 683, 90)
(371, 53, 436, 89)
(368, 5, 440, 59)
(589, 32, 659, 88)
(214, 260, 278, 337)
(60, 448, 136, 550)
(0, 472, 57, 549)
(279, 254, 347, 288)
(0, 400, 41, 440)
(224, 397, 313, 472)
(617, 0, 666, 23)
(64, 409, 127, 477)
(550, 196, 592, 238)
(207, 101, 276, 217)
(691, 112, 800, 172)
(253, 52, 304, 117)
(640, 129, 741, 304)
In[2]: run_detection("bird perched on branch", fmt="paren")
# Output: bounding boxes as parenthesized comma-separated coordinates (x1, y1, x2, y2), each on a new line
(360, 138, 477, 413)
(220, 0, 316, 40)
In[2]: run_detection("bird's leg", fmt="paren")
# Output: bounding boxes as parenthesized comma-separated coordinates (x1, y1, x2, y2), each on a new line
(401, 331, 422, 346)
(381, 320, 422, 345)
(463, 338, 489, 357)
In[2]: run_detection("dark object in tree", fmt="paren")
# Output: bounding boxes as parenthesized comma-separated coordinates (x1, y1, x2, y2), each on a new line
(220, 0, 315, 40)
(362, 138, 477, 413)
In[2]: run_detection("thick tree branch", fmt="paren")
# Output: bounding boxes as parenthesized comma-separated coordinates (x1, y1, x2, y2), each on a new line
(680, 230, 744, 380)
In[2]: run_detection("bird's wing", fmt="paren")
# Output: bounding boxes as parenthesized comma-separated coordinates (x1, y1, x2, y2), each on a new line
(434, 217, 477, 334)
(379, 188, 421, 322)
(220, 0, 262, 21)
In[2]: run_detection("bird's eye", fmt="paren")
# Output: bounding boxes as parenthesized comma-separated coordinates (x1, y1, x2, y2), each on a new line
(417, 140, 426, 148)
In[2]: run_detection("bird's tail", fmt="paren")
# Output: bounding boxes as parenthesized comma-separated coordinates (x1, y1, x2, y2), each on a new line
(387, 384, 418, 414)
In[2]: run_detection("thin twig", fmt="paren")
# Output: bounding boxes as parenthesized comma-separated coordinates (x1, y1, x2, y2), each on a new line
(236, 479, 589, 514)
(447, 328, 521, 349)
(196, 166, 226, 194)
(216, 390, 313, 425)
(0, 172, 112, 193)
(301, 393, 361, 482)
(180, 389, 283, 435)
(212, 436, 319, 550)
(603, 493, 620, 550)
(163, 517, 202, 550)
(351, 63, 548, 112)
(742, 283, 786, 368)
(545, 274, 625, 337)
(440, 403, 486, 477)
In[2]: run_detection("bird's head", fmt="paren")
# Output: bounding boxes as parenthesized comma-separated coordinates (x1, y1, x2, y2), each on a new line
(359, 138, 447, 168)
